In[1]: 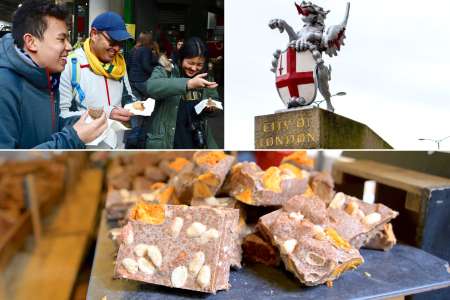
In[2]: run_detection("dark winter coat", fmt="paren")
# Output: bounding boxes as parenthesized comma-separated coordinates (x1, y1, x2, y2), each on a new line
(0, 34, 83, 149)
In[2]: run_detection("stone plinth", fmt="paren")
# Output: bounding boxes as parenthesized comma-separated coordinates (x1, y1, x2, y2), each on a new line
(255, 107, 392, 149)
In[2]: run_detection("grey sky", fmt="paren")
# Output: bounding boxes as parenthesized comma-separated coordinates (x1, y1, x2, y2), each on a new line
(225, 0, 450, 150)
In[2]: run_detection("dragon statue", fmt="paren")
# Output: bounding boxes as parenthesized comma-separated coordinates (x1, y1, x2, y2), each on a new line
(269, 1, 350, 112)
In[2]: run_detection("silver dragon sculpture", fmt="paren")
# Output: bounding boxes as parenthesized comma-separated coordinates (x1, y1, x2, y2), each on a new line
(269, 1, 350, 112)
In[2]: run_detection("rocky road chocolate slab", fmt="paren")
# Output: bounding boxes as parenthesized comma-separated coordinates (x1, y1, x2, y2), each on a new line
(114, 204, 239, 293)
(105, 185, 178, 221)
(224, 162, 308, 206)
(325, 192, 399, 249)
(168, 152, 235, 204)
(261, 194, 399, 250)
(191, 152, 235, 200)
(257, 207, 363, 286)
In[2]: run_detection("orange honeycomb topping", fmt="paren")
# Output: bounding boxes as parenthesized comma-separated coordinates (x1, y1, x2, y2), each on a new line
(129, 202, 165, 224)
(198, 172, 220, 186)
(158, 186, 175, 204)
(235, 188, 254, 205)
(194, 151, 227, 166)
(324, 227, 352, 251)
(262, 167, 282, 193)
(282, 151, 314, 169)
(331, 258, 364, 278)
(168, 157, 190, 172)
(193, 172, 220, 198)
(303, 186, 315, 197)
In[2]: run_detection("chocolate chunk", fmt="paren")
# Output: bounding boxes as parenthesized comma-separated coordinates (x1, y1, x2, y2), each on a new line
(242, 233, 280, 267)
(364, 223, 397, 251)
(144, 165, 168, 182)
(309, 171, 336, 204)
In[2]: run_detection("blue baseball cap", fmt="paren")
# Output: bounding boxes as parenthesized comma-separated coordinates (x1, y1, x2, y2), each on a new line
(91, 11, 132, 41)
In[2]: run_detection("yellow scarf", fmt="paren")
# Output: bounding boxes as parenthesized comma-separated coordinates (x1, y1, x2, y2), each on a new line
(83, 38, 126, 80)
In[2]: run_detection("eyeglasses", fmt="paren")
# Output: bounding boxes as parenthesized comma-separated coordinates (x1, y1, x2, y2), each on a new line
(100, 31, 124, 48)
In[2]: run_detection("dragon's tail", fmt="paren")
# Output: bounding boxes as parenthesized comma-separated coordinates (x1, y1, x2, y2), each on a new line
(342, 2, 350, 27)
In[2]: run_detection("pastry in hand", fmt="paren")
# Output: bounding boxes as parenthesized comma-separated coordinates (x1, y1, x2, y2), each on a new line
(132, 101, 145, 111)
(207, 98, 215, 107)
(88, 108, 103, 119)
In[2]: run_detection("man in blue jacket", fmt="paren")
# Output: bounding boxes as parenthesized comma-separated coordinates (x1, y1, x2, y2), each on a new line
(0, 0, 107, 149)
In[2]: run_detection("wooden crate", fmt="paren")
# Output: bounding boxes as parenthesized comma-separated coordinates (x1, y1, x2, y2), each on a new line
(0, 154, 87, 271)
(332, 158, 450, 263)
(0, 168, 103, 300)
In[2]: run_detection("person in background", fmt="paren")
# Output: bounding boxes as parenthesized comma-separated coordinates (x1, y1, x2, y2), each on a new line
(59, 11, 136, 149)
(125, 31, 159, 148)
(72, 34, 86, 50)
(145, 37, 220, 149)
(127, 31, 159, 100)
(0, 0, 107, 149)
(170, 38, 184, 65)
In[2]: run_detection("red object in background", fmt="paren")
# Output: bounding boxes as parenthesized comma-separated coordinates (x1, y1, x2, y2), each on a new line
(77, 16, 85, 35)
(217, 15, 224, 26)
(255, 151, 293, 170)
(207, 41, 224, 59)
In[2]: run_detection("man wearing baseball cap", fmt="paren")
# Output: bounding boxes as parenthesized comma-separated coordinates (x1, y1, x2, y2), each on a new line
(59, 11, 136, 148)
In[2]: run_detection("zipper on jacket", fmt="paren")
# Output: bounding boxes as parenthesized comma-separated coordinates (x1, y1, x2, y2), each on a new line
(46, 69, 56, 130)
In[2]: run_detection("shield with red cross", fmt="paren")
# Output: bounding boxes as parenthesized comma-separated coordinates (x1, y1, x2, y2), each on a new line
(275, 47, 317, 106)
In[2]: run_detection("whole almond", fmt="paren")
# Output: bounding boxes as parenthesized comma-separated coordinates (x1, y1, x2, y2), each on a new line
(282, 239, 298, 254)
(199, 228, 220, 244)
(137, 257, 155, 275)
(171, 217, 184, 238)
(329, 192, 346, 209)
(363, 212, 381, 225)
(289, 212, 304, 222)
(171, 266, 188, 288)
(186, 222, 207, 238)
(305, 252, 326, 266)
(188, 251, 205, 275)
(147, 245, 162, 269)
(122, 258, 138, 274)
(134, 244, 149, 257)
(125, 230, 134, 245)
(196, 265, 211, 289)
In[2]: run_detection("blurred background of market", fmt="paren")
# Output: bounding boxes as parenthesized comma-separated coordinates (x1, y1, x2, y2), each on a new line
(0, 0, 225, 148)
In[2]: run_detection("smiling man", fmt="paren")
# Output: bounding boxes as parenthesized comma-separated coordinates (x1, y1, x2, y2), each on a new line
(59, 11, 136, 149)
(0, 0, 107, 149)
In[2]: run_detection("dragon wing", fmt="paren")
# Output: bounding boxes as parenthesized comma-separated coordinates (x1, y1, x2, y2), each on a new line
(322, 2, 350, 57)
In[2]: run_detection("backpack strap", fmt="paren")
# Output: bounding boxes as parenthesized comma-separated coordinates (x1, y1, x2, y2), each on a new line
(69, 54, 86, 107)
